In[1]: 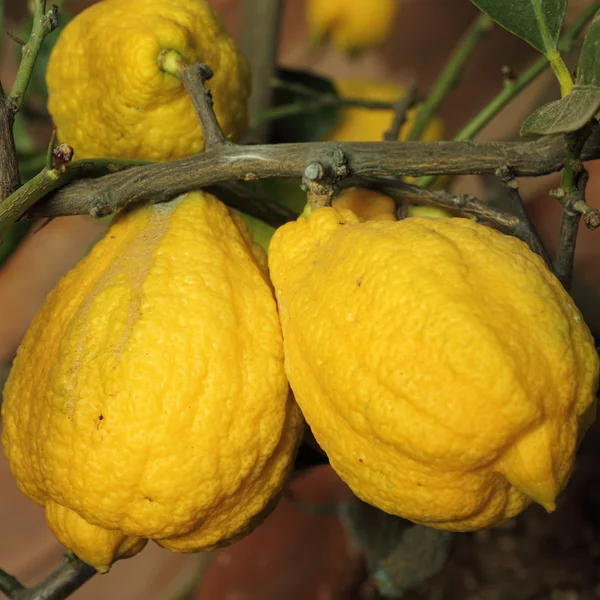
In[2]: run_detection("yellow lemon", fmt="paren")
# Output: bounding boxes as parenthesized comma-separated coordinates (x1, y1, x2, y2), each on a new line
(268, 208, 599, 531)
(307, 0, 400, 55)
(332, 188, 397, 221)
(45, 0, 250, 160)
(2, 192, 303, 573)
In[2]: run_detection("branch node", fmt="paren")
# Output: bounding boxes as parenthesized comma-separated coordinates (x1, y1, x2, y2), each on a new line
(52, 143, 74, 172)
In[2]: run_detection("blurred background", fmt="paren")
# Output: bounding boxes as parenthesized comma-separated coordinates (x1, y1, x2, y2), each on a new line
(1, 1, 599, 598)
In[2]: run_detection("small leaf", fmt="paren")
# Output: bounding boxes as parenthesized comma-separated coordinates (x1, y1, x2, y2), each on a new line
(520, 10, 600, 136)
(470, 0, 566, 55)
(270, 68, 341, 143)
(576, 9, 600, 87)
(520, 87, 600, 136)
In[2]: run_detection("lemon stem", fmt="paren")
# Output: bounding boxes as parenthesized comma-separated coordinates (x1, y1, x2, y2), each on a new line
(157, 49, 187, 78)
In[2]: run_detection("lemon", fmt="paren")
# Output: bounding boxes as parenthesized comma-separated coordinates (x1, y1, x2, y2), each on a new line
(307, 0, 400, 55)
(268, 208, 599, 531)
(45, 0, 251, 160)
(2, 192, 303, 572)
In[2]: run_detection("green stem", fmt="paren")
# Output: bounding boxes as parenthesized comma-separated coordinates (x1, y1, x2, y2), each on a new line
(548, 51, 574, 97)
(415, 1, 600, 188)
(8, 0, 58, 114)
(405, 13, 493, 142)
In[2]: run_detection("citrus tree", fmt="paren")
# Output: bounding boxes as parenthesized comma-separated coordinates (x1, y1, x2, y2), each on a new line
(0, 1, 599, 599)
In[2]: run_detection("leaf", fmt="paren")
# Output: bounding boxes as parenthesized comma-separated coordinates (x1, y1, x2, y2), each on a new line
(520, 10, 600, 136)
(470, 0, 566, 55)
(576, 9, 600, 87)
(231, 209, 276, 253)
(270, 68, 341, 143)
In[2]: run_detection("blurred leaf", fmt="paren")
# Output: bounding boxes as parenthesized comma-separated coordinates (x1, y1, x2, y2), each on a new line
(232, 209, 276, 253)
(0, 221, 32, 266)
(576, 9, 600, 87)
(260, 177, 307, 214)
(13, 112, 35, 154)
(470, 0, 566, 55)
(270, 68, 341, 143)
(521, 11, 600, 136)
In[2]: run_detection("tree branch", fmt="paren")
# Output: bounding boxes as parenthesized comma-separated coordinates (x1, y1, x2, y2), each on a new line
(553, 126, 593, 290)
(369, 181, 519, 231)
(8, 1, 58, 115)
(495, 165, 551, 265)
(23, 124, 600, 224)
(384, 80, 419, 142)
(181, 63, 228, 150)
(0, 82, 20, 199)
(0, 570, 25, 598)
(242, 0, 282, 142)
(0, 556, 95, 600)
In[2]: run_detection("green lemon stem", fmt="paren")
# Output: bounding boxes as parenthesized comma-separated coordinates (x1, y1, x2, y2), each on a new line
(548, 52, 574, 98)
(157, 49, 187, 78)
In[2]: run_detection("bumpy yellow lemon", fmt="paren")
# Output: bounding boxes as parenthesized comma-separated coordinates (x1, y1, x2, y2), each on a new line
(2, 192, 303, 572)
(268, 208, 599, 531)
(46, 0, 250, 160)
(307, 0, 399, 54)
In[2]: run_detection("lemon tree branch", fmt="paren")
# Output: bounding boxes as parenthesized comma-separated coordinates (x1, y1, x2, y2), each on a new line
(23, 123, 600, 219)
(0, 0, 59, 200)
(553, 125, 594, 290)
(0, 81, 20, 199)
(7, 1, 58, 115)
(181, 63, 229, 150)
(0, 569, 25, 598)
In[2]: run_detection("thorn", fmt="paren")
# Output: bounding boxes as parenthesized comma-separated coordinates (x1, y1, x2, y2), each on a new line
(6, 31, 26, 46)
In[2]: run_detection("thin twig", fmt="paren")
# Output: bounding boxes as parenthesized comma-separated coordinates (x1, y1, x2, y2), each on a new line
(496, 165, 551, 264)
(406, 13, 493, 142)
(384, 80, 419, 141)
(12, 555, 96, 600)
(8, 1, 58, 115)
(241, 0, 282, 142)
(0, 569, 25, 598)
(181, 63, 228, 150)
(369, 181, 520, 234)
(554, 126, 593, 289)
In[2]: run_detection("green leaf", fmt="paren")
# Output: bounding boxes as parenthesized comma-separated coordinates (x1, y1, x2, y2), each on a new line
(520, 10, 600, 136)
(270, 68, 341, 143)
(576, 9, 600, 86)
(470, 0, 566, 55)
(520, 87, 600, 135)
(231, 210, 276, 253)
